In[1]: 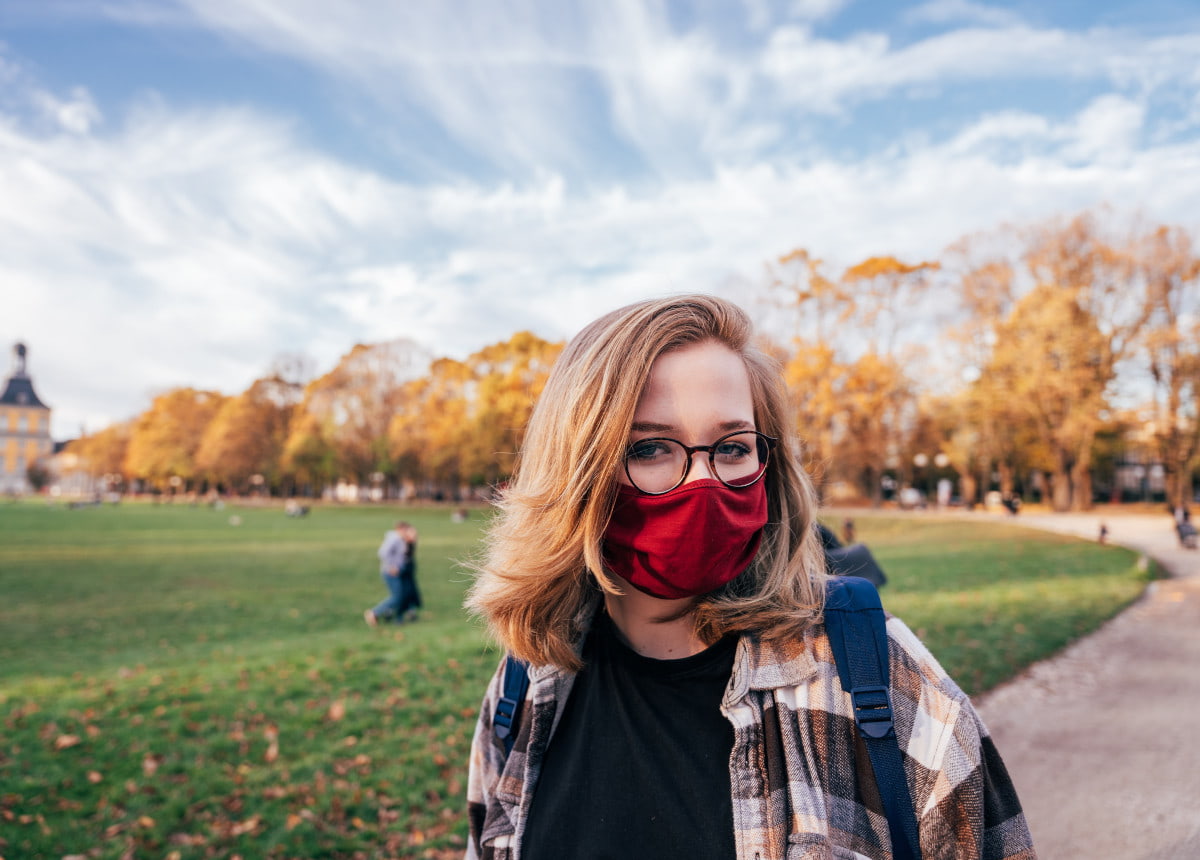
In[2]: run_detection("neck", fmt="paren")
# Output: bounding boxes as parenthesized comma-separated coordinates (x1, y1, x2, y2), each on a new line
(603, 589, 706, 660)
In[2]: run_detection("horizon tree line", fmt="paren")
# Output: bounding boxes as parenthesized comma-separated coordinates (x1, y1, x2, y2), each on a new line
(65, 209, 1200, 512)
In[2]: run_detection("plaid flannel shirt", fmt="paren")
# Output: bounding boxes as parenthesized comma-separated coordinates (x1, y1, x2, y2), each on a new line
(466, 606, 1036, 860)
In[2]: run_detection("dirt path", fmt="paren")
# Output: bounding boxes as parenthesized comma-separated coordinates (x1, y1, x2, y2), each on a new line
(971, 513, 1200, 859)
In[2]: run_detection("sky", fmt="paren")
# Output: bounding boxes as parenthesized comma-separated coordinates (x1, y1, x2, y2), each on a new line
(2, 0, 1198, 440)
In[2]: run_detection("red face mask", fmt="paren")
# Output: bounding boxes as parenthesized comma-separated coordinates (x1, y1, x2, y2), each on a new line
(603, 478, 769, 600)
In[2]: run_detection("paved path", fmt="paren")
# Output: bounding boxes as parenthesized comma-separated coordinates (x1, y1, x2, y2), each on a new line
(971, 513, 1200, 859)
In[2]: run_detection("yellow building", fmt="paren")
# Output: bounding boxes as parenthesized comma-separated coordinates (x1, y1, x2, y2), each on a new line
(1, 343, 53, 494)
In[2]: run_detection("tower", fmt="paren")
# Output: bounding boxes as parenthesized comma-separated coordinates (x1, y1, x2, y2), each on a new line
(0, 343, 53, 493)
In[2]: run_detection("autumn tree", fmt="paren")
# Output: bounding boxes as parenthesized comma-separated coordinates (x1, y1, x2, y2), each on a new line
(124, 388, 225, 491)
(388, 332, 563, 491)
(68, 421, 133, 486)
(1019, 212, 1148, 506)
(287, 339, 429, 490)
(985, 284, 1114, 510)
(280, 411, 337, 495)
(937, 241, 1023, 504)
(461, 331, 563, 485)
(388, 357, 474, 489)
(1136, 225, 1200, 509)
(195, 374, 302, 493)
(772, 250, 935, 503)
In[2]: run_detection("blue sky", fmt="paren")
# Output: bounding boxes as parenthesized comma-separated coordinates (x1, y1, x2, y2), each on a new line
(2, 0, 1198, 439)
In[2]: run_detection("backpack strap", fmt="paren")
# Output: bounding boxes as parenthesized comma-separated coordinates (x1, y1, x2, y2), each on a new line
(492, 654, 530, 755)
(824, 576, 923, 860)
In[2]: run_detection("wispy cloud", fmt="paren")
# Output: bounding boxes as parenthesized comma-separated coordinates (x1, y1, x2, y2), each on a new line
(903, 0, 1024, 29)
(1, 3, 1199, 439)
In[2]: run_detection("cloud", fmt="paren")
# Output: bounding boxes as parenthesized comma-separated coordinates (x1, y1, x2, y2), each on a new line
(789, 0, 850, 23)
(904, 0, 1024, 29)
(6, 76, 1200, 439)
(2, 7, 1200, 441)
(66, 0, 1197, 182)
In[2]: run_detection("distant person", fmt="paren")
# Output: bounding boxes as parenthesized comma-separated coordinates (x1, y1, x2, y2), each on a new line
(1098, 523, 1109, 545)
(841, 516, 856, 545)
(396, 523, 423, 621)
(464, 295, 1033, 859)
(364, 521, 411, 626)
(1177, 509, 1197, 549)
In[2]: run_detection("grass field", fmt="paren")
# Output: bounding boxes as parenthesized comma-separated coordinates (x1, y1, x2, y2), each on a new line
(0, 500, 1151, 859)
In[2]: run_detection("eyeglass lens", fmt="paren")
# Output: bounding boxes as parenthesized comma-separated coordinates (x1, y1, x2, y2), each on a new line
(625, 431, 770, 494)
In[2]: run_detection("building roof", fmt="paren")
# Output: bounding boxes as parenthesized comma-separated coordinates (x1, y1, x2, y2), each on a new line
(0, 375, 49, 409)
(1, 342, 50, 409)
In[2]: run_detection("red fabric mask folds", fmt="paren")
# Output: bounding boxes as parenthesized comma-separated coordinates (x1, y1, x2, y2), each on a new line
(603, 478, 768, 600)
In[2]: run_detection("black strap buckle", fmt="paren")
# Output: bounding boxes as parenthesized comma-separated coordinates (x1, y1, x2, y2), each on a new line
(850, 685, 895, 740)
(493, 696, 519, 741)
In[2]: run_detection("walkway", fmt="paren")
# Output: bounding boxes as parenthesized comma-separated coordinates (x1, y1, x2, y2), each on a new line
(971, 512, 1200, 859)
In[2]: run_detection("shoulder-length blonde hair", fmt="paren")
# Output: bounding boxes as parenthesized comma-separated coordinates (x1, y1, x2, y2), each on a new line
(466, 294, 826, 670)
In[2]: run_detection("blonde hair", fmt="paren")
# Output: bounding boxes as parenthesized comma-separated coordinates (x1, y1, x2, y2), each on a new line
(465, 294, 826, 670)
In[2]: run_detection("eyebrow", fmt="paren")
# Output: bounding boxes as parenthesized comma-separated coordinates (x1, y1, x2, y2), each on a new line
(629, 419, 754, 434)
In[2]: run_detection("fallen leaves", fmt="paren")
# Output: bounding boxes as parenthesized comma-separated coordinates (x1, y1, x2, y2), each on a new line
(263, 724, 279, 763)
(53, 734, 81, 750)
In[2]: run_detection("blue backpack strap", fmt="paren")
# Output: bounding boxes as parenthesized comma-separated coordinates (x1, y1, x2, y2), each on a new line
(492, 654, 530, 756)
(824, 576, 922, 860)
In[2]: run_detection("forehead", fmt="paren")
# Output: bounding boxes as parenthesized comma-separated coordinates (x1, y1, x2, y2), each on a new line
(635, 340, 754, 420)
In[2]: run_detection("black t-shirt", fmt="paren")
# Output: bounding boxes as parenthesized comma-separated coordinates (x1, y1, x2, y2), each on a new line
(523, 612, 737, 860)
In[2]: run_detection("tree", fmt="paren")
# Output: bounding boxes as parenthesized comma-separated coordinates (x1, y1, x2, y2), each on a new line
(782, 339, 842, 492)
(68, 421, 133, 486)
(388, 332, 564, 491)
(835, 351, 912, 506)
(195, 374, 302, 494)
(1136, 225, 1200, 510)
(288, 339, 430, 489)
(124, 388, 225, 491)
(26, 461, 51, 492)
(388, 357, 474, 489)
(1022, 212, 1148, 507)
(280, 412, 337, 495)
(986, 285, 1114, 511)
(461, 332, 563, 485)
(771, 250, 935, 504)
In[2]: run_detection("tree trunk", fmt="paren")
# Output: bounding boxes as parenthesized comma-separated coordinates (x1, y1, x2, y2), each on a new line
(1051, 453, 1072, 512)
(997, 462, 1014, 499)
(1070, 427, 1097, 511)
(1070, 463, 1093, 511)
(959, 472, 978, 509)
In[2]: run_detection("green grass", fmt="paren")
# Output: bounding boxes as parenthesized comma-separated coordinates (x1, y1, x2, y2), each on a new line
(0, 502, 1150, 859)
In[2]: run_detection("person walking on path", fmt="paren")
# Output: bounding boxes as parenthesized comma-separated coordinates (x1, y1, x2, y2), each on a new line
(365, 521, 412, 626)
(974, 512, 1200, 859)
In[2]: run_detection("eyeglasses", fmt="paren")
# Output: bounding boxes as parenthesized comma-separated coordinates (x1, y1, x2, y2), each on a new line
(623, 430, 777, 495)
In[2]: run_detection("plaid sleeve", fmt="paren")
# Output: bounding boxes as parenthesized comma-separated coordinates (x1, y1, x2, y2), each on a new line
(465, 656, 508, 860)
(886, 618, 1037, 860)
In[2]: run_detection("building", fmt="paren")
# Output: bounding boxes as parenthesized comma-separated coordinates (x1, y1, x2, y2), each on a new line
(0, 343, 53, 494)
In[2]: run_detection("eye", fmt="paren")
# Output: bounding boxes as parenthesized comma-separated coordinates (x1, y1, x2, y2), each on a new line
(713, 437, 753, 462)
(627, 439, 674, 461)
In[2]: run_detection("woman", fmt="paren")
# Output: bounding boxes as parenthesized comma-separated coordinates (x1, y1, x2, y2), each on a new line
(465, 296, 1034, 859)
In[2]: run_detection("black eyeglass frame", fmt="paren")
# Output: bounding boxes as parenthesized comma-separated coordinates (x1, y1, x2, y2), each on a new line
(623, 429, 778, 496)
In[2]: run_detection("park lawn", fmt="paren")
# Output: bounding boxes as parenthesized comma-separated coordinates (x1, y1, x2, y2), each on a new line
(0, 502, 1150, 859)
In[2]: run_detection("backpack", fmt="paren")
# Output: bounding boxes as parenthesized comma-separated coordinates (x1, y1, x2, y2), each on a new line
(492, 576, 921, 860)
